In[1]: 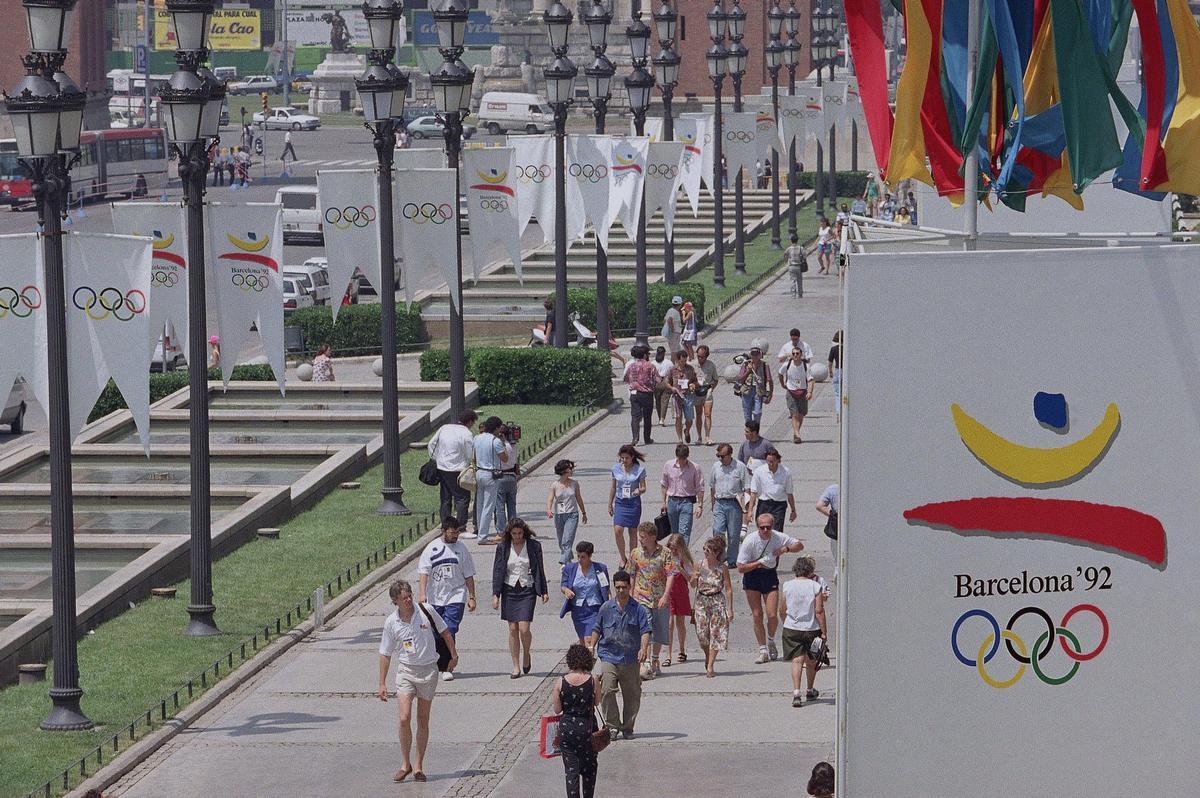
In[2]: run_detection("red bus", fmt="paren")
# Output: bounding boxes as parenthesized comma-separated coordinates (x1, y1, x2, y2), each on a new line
(0, 127, 170, 208)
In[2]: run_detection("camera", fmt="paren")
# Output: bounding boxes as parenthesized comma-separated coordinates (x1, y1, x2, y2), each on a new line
(502, 422, 522, 443)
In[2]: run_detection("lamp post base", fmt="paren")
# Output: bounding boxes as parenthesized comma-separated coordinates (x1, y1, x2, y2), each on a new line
(378, 488, 412, 516)
(41, 688, 93, 731)
(184, 605, 221, 637)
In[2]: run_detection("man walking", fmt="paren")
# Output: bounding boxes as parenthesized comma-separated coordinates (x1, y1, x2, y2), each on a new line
(745, 448, 797, 533)
(694, 345, 718, 446)
(280, 129, 299, 162)
(660, 444, 704, 544)
(661, 295, 683, 355)
(709, 444, 749, 567)
(472, 416, 509, 542)
(776, 328, 813, 364)
(588, 570, 651, 740)
(623, 345, 658, 446)
(417, 517, 477, 681)
(737, 513, 804, 663)
(778, 347, 814, 444)
(428, 410, 477, 534)
(737, 420, 774, 471)
(785, 236, 807, 298)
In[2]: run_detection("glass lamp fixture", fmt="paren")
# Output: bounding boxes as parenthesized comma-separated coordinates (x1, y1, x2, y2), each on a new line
(23, 0, 77, 54)
(624, 64, 654, 112)
(706, 1, 725, 41)
(727, 41, 747, 75)
(583, 0, 611, 51)
(53, 70, 84, 150)
(767, 2, 785, 38)
(164, 0, 213, 52)
(5, 72, 61, 157)
(785, 37, 801, 66)
(430, 58, 472, 114)
(544, 55, 577, 104)
(585, 53, 615, 99)
(196, 66, 225, 139)
(766, 40, 784, 71)
(355, 62, 401, 123)
(362, 0, 405, 51)
(784, 1, 800, 37)
(725, 0, 745, 39)
(705, 43, 727, 78)
(653, 47, 680, 86)
(543, 0, 573, 53)
(652, 0, 677, 43)
(158, 68, 209, 144)
(432, 0, 469, 51)
(627, 14, 650, 62)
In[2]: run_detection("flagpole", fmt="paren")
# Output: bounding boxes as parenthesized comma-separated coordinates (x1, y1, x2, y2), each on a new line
(963, 0, 980, 251)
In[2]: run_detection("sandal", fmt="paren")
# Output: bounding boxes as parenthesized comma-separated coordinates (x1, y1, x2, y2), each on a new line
(661, 656, 672, 667)
(413, 771, 427, 782)
(393, 766, 413, 783)
(678, 651, 688, 663)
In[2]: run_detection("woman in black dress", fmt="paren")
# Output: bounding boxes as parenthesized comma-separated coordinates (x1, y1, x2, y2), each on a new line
(491, 518, 549, 678)
(552, 643, 602, 798)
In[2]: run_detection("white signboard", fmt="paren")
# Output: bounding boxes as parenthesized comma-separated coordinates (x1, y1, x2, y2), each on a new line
(284, 8, 371, 47)
(842, 245, 1199, 796)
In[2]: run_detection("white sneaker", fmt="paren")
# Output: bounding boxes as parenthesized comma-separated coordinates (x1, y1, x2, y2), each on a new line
(754, 649, 770, 664)
(441, 671, 455, 681)
(459, 532, 478, 539)
(768, 640, 779, 661)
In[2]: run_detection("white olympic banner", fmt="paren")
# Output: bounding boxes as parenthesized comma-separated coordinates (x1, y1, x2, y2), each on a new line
(207, 203, 285, 391)
(463, 147, 523, 281)
(842, 245, 1200, 796)
(797, 85, 824, 143)
(508, 134, 553, 237)
(111, 202, 188, 354)
(631, 117, 664, 142)
(0, 234, 43, 430)
(643, 141, 685, 241)
(606, 136, 650, 244)
(681, 112, 717, 197)
(753, 103, 780, 162)
(396, 168, 460, 311)
(844, 76, 864, 127)
(722, 112, 758, 184)
(64, 233, 153, 448)
(821, 80, 848, 132)
(567, 134, 616, 252)
(317, 169, 380, 320)
(393, 149, 446, 169)
(777, 94, 807, 149)
(674, 115, 707, 215)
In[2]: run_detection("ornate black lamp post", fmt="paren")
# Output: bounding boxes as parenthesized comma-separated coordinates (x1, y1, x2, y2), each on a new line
(705, 0, 728, 288)
(766, 0, 785, 249)
(583, 0, 615, 353)
(625, 13, 653, 347)
(430, 0, 472, 418)
(543, 0, 576, 349)
(810, 0, 836, 215)
(784, 0, 801, 239)
(652, 0, 680, 283)
(158, 0, 225, 637)
(356, 0, 411, 516)
(725, 0, 747, 275)
(5, 0, 92, 730)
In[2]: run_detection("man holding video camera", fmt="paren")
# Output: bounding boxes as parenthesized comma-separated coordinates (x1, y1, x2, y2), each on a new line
(480, 422, 522, 545)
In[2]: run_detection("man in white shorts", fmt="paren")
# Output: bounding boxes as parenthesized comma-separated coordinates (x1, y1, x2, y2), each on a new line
(377, 579, 459, 784)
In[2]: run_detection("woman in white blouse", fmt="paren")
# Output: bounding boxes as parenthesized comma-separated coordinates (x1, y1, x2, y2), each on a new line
(491, 518, 549, 678)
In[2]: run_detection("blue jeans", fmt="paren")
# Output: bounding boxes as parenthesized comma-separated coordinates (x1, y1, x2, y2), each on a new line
(494, 473, 518, 532)
(555, 511, 579, 564)
(741, 387, 764, 423)
(475, 471, 500, 538)
(666, 496, 696, 545)
(832, 368, 842, 419)
(712, 497, 744, 567)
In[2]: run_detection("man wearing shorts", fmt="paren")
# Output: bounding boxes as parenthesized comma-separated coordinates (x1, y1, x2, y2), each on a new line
(627, 522, 677, 679)
(778, 347, 814, 444)
(695, 345, 719, 445)
(736, 513, 803, 663)
(377, 579, 459, 783)
(667, 350, 699, 444)
(417, 517, 477, 680)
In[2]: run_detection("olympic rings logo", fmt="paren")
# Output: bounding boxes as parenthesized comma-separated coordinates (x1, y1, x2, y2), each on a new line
(951, 604, 1109, 688)
(517, 164, 552, 184)
(72, 286, 147, 322)
(568, 163, 608, 183)
(647, 164, 678, 179)
(151, 270, 179, 288)
(324, 205, 377, 229)
(781, 108, 803, 118)
(0, 285, 41, 319)
(402, 202, 454, 225)
(824, 95, 844, 105)
(478, 198, 509, 211)
(726, 130, 754, 142)
(232, 273, 268, 292)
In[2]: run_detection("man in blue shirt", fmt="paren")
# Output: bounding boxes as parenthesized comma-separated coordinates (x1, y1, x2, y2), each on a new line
(587, 571, 651, 740)
(472, 416, 509, 541)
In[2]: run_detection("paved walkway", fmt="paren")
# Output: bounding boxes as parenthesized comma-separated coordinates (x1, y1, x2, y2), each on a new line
(108, 265, 843, 798)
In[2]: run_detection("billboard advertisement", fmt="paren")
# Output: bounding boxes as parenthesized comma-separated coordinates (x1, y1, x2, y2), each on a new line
(153, 9, 261, 51)
(411, 10, 497, 46)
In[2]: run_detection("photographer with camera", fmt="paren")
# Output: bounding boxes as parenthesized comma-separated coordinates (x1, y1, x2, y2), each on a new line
(483, 422, 523, 545)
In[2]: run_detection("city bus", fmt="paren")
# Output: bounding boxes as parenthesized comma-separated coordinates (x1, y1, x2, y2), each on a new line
(0, 127, 170, 208)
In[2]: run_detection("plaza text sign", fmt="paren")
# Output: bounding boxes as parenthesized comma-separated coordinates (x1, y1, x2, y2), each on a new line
(841, 246, 1199, 795)
(154, 9, 261, 51)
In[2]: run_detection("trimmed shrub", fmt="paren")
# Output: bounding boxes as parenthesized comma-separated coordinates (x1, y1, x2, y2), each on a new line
(87, 365, 277, 422)
(791, 170, 871, 199)
(285, 304, 426, 355)
(560, 282, 704, 337)
(420, 347, 613, 406)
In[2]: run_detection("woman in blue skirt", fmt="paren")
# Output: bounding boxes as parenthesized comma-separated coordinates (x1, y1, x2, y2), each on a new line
(559, 541, 610, 643)
(608, 444, 647, 570)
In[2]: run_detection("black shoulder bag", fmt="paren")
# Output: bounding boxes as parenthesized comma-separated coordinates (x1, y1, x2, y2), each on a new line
(823, 508, 838, 541)
(418, 604, 453, 672)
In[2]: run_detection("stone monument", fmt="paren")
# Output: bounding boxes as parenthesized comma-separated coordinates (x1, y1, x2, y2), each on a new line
(309, 11, 365, 115)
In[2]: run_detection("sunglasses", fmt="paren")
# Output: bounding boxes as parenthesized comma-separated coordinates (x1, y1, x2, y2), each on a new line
(757, 523, 774, 530)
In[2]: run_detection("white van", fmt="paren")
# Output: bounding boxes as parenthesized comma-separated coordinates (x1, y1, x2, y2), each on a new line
(284, 263, 332, 305)
(477, 92, 554, 135)
(274, 185, 322, 245)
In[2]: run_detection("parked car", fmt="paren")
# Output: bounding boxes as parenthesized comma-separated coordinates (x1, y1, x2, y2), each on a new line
(290, 74, 313, 93)
(252, 106, 320, 131)
(405, 115, 476, 140)
(2, 378, 26, 434)
(284, 264, 332, 306)
(151, 336, 186, 372)
(274, 186, 322, 245)
(228, 75, 279, 95)
(301, 256, 360, 304)
(283, 278, 315, 315)
(477, 91, 555, 135)
(395, 105, 438, 127)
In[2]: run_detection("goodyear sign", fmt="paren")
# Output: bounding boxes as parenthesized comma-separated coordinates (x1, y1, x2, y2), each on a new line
(154, 9, 261, 51)
(411, 11, 497, 46)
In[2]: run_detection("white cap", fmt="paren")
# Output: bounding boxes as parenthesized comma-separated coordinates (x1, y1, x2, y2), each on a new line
(671, 295, 683, 305)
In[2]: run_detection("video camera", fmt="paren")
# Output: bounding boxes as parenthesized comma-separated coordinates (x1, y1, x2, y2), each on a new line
(500, 422, 522, 443)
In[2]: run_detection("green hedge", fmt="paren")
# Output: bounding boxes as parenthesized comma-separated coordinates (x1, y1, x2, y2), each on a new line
(792, 170, 871, 199)
(560, 282, 705, 337)
(87, 364, 277, 422)
(419, 347, 613, 406)
(284, 304, 426, 354)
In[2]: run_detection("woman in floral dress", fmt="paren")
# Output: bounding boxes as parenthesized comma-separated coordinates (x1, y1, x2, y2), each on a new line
(692, 536, 733, 677)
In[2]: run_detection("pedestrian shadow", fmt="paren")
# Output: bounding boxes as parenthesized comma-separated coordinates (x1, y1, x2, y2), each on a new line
(200, 711, 340, 737)
(313, 627, 380, 647)
(623, 731, 687, 741)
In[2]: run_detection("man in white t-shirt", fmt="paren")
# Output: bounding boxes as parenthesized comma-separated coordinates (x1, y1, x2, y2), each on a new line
(377, 578, 459, 783)
(776, 328, 814, 363)
(736, 513, 803, 663)
(778, 557, 827, 706)
(417, 517, 477, 680)
(428, 410, 478, 534)
(778, 348, 814, 444)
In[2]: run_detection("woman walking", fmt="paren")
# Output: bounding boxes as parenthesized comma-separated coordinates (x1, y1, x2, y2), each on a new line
(693, 536, 733, 677)
(780, 556, 828, 707)
(668, 350, 699, 444)
(608, 445, 646, 569)
(662, 533, 694, 667)
(560, 541, 610, 643)
(680, 301, 698, 359)
(551, 643, 602, 798)
(547, 460, 588, 565)
(491, 518, 549, 678)
(311, 343, 335, 382)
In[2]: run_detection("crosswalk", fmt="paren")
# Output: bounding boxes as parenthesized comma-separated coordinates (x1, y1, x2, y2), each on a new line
(266, 158, 379, 168)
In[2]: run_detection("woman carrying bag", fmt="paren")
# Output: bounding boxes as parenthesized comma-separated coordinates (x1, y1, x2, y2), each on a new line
(491, 518, 549, 678)
(551, 643, 605, 798)
(560, 541, 611, 644)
